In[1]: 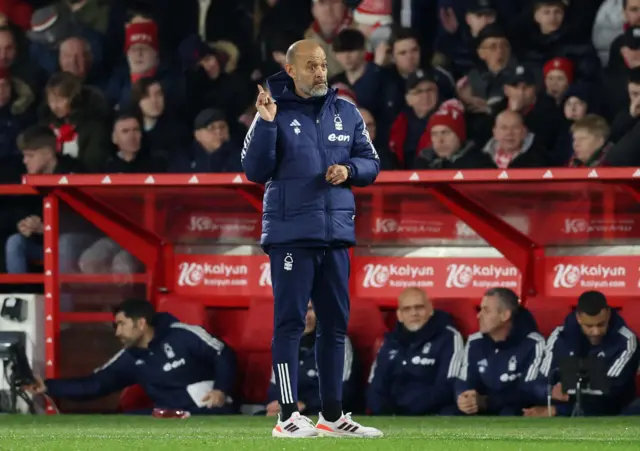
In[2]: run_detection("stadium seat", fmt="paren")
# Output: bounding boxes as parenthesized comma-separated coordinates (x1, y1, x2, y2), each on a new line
(118, 384, 153, 413)
(348, 300, 387, 376)
(383, 310, 397, 331)
(432, 298, 479, 338)
(525, 297, 574, 337)
(156, 295, 208, 328)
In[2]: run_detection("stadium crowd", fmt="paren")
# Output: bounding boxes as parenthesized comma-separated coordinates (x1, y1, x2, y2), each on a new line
(0, 0, 639, 273)
(1, 0, 640, 179)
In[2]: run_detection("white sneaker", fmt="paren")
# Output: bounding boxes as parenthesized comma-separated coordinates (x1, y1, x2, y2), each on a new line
(272, 412, 319, 438)
(315, 412, 383, 438)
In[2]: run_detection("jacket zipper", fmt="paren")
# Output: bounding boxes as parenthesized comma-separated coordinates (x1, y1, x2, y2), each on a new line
(316, 116, 331, 242)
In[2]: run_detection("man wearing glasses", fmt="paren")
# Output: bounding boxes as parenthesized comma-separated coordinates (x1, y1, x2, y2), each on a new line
(367, 287, 464, 415)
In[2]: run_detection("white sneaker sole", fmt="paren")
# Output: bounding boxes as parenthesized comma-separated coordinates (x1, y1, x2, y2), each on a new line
(316, 428, 384, 438)
(272, 429, 319, 438)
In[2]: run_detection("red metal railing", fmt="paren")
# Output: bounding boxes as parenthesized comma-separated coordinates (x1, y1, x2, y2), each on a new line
(6, 166, 640, 413)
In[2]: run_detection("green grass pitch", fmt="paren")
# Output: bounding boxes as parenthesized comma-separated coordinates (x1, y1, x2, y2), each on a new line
(1, 415, 639, 450)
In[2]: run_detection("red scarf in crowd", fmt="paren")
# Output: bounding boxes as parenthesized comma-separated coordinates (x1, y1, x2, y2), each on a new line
(51, 123, 79, 157)
(131, 67, 158, 84)
(494, 149, 516, 169)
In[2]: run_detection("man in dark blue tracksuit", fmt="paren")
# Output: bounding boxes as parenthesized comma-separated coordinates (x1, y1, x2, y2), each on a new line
(265, 302, 356, 417)
(533, 291, 639, 417)
(26, 299, 236, 415)
(242, 40, 381, 438)
(456, 288, 547, 416)
(367, 288, 464, 415)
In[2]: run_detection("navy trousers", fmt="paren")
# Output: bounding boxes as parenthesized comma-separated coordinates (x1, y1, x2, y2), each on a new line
(269, 246, 350, 412)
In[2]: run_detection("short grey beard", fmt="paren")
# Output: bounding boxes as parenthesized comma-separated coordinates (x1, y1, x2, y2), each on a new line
(308, 84, 328, 97)
(403, 322, 423, 332)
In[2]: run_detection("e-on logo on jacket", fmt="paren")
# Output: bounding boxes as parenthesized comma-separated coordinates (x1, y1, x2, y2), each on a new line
(163, 358, 186, 372)
(328, 133, 350, 142)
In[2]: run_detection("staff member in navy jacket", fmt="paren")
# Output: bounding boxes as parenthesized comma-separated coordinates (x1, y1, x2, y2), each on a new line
(242, 39, 381, 438)
(529, 291, 639, 417)
(25, 299, 236, 415)
(266, 302, 356, 417)
(456, 288, 546, 416)
(367, 288, 464, 415)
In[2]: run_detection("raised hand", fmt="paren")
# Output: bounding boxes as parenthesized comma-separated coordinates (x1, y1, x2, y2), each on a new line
(256, 85, 277, 122)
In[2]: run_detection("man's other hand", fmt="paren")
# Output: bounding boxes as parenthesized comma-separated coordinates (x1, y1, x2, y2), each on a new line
(523, 406, 556, 417)
(325, 165, 349, 185)
(256, 85, 277, 122)
(23, 375, 46, 395)
(457, 390, 478, 415)
(202, 389, 226, 408)
(266, 400, 280, 416)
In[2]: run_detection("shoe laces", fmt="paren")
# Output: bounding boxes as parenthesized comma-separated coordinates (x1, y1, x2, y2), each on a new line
(297, 414, 315, 428)
(341, 412, 360, 426)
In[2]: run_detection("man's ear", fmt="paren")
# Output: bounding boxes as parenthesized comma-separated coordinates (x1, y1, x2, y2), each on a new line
(285, 64, 295, 80)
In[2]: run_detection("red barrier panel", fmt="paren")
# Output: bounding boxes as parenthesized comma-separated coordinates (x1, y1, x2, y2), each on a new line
(22, 167, 640, 412)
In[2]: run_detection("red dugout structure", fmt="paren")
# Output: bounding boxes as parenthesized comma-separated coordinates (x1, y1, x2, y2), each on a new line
(6, 167, 640, 412)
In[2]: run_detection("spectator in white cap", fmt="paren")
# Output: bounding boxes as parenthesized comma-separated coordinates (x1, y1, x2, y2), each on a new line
(305, 0, 353, 78)
(352, 0, 393, 64)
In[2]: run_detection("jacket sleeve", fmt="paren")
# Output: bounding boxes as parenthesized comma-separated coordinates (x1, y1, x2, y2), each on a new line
(241, 113, 278, 184)
(604, 327, 639, 399)
(344, 108, 380, 187)
(178, 324, 237, 396)
(45, 350, 136, 400)
(395, 327, 465, 415)
(366, 338, 392, 415)
(485, 333, 547, 413)
(455, 334, 483, 398)
(556, 327, 640, 416)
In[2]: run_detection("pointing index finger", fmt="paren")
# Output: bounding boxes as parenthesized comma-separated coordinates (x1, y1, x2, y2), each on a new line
(257, 85, 265, 94)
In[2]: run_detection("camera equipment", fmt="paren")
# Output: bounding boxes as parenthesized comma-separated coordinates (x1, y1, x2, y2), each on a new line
(0, 331, 36, 413)
(558, 355, 609, 417)
(1, 297, 27, 322)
